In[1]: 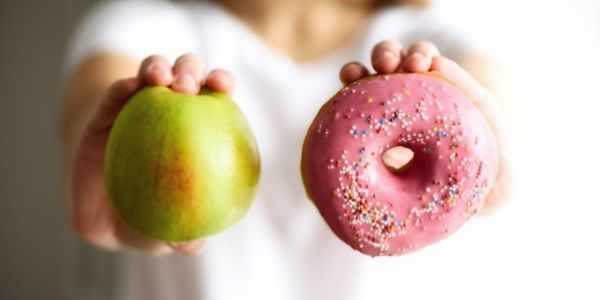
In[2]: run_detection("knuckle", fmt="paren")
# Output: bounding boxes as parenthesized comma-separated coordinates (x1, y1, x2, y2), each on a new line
(176, 53, 202, 65)
(375, 39, 402, 50)
(145, 54, 166, 64)
(209, 69, 231, 81)
(179, 52, 199, 60)
(212, 68, 230, 77)
(342, 61, 358, 70)
(174, 54, 204, 73)
(141, 55, 169, 75)
(418, 40, 435, 47)
(374, 40, 389, 47)
(412, 40, 438, 53)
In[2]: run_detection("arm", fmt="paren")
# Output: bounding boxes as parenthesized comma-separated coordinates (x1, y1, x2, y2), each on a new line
(60, 52, 138, 226)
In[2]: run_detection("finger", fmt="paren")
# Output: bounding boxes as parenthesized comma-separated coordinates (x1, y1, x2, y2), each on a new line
(114, 221, 173, 255)
(402, 41, 440, 73)
(90, 77, 142, 132)
(138, 55, 173, 86)
(339, 61, 369, 84)
(371, 40, 403, 74)
(430, 56, 492, 105)
(169, 240, 206, 256)
(172, 53, 204, 94)
(204, 69, 236, 95)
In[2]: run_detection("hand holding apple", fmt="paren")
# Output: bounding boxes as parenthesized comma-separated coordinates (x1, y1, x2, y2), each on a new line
(105, 86, 260, 242)
(71, 53, 245, 255)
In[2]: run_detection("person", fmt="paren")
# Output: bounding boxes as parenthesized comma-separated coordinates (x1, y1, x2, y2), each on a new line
(61, 0, 512, 298)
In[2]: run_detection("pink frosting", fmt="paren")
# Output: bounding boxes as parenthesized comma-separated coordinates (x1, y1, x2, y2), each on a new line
(301, 73, 499, 256)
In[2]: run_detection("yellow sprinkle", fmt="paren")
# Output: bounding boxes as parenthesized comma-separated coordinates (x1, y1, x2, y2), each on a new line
(403, 88, 411, 95)
(367, 97, 374, 103)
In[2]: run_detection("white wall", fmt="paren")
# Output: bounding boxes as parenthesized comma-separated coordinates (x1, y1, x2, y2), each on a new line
(429, 0, 600, 298)
(0, 1, 116, 299)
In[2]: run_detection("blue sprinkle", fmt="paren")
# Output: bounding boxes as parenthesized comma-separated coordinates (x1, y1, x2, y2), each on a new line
(449, 186, 458, 195)
(438, 131, 449, 138)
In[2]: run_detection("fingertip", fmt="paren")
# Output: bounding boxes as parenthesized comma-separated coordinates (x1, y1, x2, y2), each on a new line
(372, 51, 400, 74)
(172, 74, 200, 94)
(403, 41, 440, 73)
(171, 53, 204, 94)
(402, 52, 427, 73)
(138, 55, 173, 86)
(169, 240, 206, 256)
(340, 62, 369, 84)
(371, 40, 403, 74)
(204, 69, 235, 94)
(145, 63, 173, 86)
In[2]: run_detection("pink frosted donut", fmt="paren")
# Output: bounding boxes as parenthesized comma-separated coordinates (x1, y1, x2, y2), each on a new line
(301, 73, 499, 256)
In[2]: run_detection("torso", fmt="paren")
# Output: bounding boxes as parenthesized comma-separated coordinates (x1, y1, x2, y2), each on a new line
(67, 1, 482, 299)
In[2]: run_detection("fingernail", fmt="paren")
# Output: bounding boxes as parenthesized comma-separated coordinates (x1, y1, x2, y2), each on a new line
(411, 52, 424, 60)
(175, 74, 197, 91)
(383, 50, 398, 58)
(374, 51, 399, 65)
(147, 64, 174, 83)
(148, 63, 166, 74)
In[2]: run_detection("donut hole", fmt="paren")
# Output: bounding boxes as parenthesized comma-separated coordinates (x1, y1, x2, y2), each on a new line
(381, 145, 438, 192)
(382, 146, 415, 174)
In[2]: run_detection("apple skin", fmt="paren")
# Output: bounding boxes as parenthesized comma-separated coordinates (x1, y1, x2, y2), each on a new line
(104, 86, 260, 242)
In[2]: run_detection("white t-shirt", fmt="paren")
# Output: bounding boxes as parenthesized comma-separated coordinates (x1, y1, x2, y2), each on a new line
(65, 1, 488, 299)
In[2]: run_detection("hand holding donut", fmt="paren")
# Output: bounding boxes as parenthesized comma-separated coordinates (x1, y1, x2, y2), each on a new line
(341, 40, 510, 211)
(302, 41, 510, 256)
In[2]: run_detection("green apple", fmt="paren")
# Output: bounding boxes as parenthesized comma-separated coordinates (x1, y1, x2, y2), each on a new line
(104, 86, 260, 242)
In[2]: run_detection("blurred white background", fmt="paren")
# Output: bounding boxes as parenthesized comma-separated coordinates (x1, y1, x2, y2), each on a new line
(1, 0, 598, 299)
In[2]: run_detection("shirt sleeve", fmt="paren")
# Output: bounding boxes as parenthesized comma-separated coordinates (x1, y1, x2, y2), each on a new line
(62, 0, 198, 77)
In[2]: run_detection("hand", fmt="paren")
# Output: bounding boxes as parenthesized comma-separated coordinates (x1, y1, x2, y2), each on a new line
(70, 53, 235, 255)
(339, 40, 512, 212)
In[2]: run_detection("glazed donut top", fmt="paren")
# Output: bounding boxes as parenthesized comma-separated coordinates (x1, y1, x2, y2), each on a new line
(301, 73, 499, 256)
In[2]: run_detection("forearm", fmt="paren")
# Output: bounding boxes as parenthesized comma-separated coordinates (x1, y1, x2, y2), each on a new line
(60, 52, 139, 223)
